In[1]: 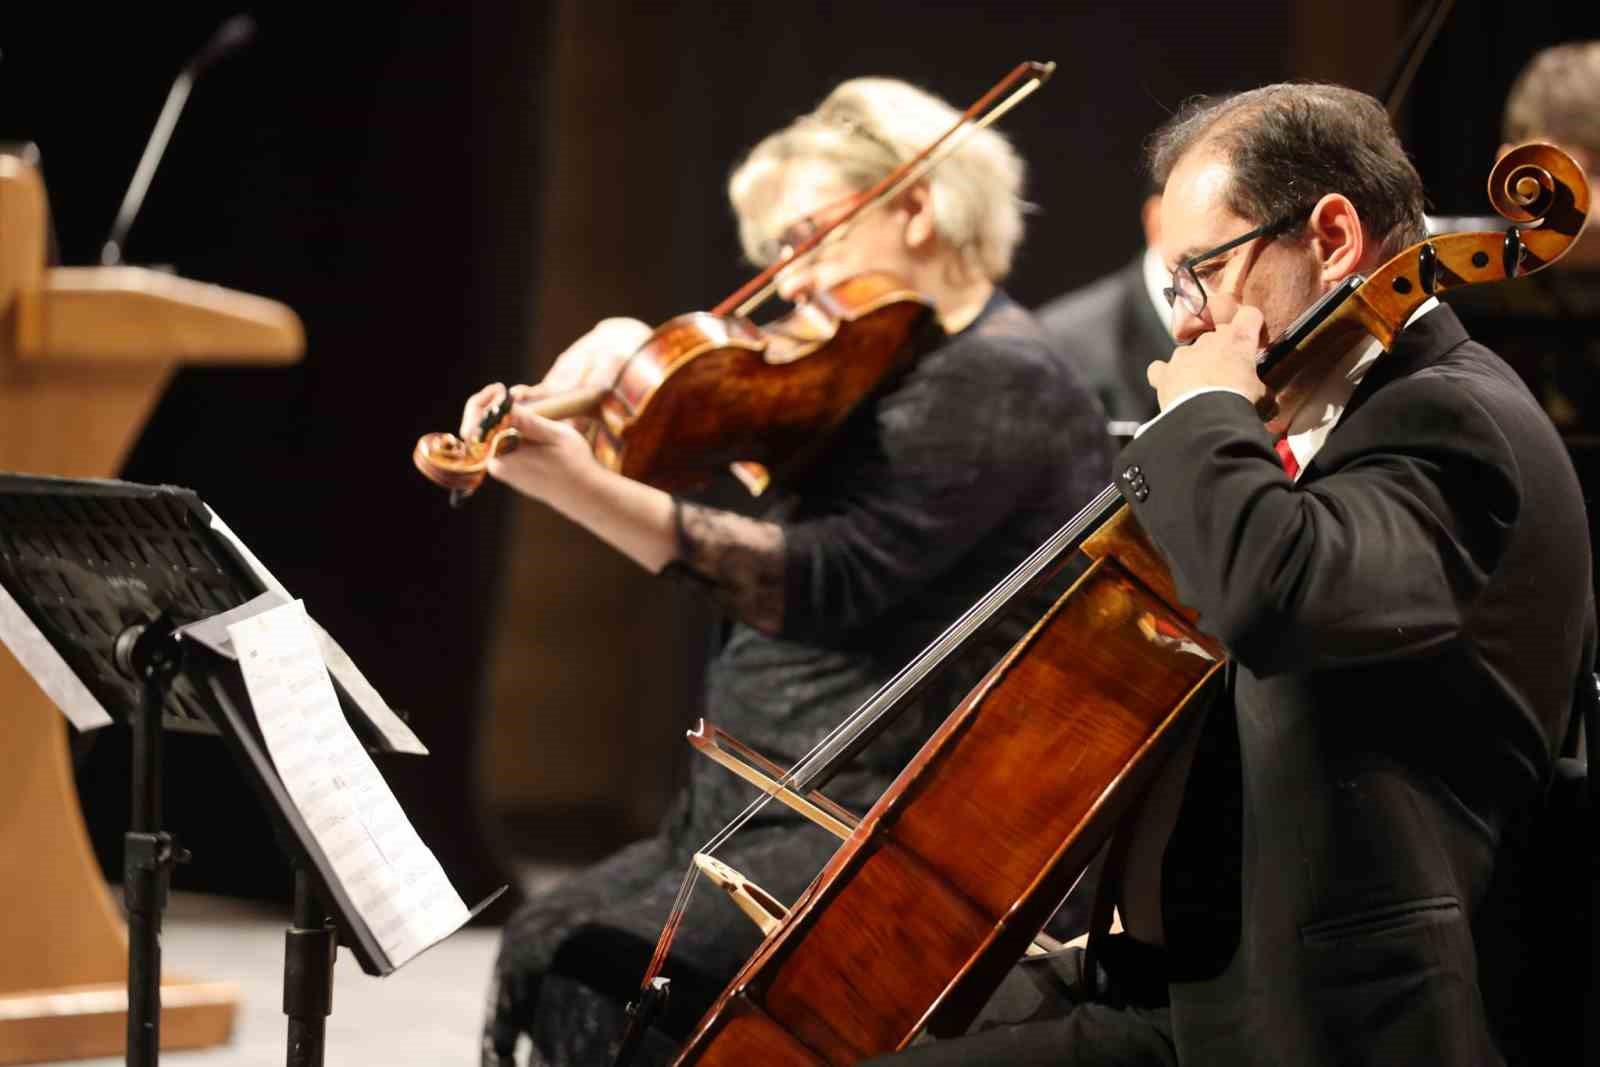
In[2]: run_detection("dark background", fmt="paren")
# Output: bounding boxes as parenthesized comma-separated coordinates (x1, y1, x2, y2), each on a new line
(2, 1, 1596, 916)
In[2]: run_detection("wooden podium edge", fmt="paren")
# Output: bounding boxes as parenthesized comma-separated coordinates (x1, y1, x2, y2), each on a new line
(0, 976, 238, 1065)
(15, 268, 305, 366)
(0, 148, 297, 1065)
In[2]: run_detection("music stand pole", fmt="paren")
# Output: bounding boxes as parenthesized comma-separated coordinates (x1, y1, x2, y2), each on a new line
(284, 867, 337, 1067)
(117, 619, 188, 1067)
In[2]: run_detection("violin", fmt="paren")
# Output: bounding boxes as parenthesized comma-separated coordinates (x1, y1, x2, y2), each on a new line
(662, 142, 1591, 1064)
(414, 273, 936, 498)
(413, 61, 1055, 503)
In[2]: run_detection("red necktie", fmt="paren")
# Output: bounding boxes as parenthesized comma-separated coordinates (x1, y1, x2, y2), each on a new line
(1274, 436, 1300, 479)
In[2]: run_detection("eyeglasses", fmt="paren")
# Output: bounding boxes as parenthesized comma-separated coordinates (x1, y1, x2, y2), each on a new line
(1163, 210, 1305, 317)
(757, 189, 869, 267)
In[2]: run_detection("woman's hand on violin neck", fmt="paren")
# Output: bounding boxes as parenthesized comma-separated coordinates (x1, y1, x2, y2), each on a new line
(490, 382, 677, 573)
(543, 316, 652, 391)
(460, 381, 508, 440)
(485, 384, 601, 501)
(457, 311, 647, 440)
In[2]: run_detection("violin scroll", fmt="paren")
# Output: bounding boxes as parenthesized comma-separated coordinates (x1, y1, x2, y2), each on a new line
(412, 384, 610, 499)
(411, 425, 519, 496)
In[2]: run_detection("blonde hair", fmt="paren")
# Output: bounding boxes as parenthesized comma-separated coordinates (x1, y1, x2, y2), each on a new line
(727, 77, 1027, 281)
(1503, 41, 1600, 155)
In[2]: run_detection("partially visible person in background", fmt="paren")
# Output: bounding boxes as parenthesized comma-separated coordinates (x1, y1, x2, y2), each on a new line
(1036, 186, 1173, 440)
(1445, 41, 1600, 516)
(1495, 40, 1600, 268)
(1437, 40, 1600, 1065)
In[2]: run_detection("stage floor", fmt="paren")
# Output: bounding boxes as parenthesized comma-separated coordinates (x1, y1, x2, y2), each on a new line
(64, 891, 501, 1067)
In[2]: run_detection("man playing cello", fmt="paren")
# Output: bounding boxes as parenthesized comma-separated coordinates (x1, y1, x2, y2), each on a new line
(869, 81, 1594, 1067)
(468, 76, 1110, 1066)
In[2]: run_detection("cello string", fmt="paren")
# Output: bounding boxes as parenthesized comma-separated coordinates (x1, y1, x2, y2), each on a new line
(782, 485, 1123, 791)
(639, 865, 702, 986)
(712, 481, 1120, 847)
(636, 485, 1123, 985)
(637, 794, 774, 985)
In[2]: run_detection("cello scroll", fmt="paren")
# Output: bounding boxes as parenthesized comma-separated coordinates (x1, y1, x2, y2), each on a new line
(1258, 141, 1590, 391)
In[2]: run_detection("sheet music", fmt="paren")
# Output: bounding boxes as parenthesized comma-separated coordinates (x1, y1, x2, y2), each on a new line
(0, 579, 114, 730)
(177, 590, 290, 659)
(228, 599, 469, 968)
(206, 507, 427, 755)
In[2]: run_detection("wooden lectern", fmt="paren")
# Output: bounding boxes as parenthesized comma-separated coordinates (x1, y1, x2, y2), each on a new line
(0, 148, 304, 1064)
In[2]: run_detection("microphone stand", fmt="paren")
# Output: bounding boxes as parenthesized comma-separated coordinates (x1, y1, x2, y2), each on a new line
(100, 14, 256, 266)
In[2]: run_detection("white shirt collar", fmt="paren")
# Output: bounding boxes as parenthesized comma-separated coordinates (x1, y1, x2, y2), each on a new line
(1280, 296, 1440, 478)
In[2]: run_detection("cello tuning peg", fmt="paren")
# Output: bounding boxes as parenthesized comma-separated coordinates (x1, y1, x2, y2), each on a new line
(1502, 227, 1525, 279)
(1417, 241, 1439, 296)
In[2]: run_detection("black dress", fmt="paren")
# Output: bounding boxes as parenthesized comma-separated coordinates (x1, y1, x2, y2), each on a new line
(483, 290, 1112, 1066)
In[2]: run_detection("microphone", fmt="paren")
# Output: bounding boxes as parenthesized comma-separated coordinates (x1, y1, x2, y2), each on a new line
(99, 14, 257, 266)
(188, 14, 257, 74)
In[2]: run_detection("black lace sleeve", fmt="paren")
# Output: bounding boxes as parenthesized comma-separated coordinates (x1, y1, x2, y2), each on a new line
(662, 498, 786, 635)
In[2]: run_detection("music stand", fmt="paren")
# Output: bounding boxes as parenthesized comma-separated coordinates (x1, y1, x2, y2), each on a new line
(0, 473, 499, 1067)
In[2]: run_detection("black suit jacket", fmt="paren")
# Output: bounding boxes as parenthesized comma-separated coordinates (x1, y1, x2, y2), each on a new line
(1117, 306, 1595, 1066)
(1037, 253, 1171, 426)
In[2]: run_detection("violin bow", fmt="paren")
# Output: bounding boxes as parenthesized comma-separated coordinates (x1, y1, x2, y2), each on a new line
(717, 60, 1056, 321)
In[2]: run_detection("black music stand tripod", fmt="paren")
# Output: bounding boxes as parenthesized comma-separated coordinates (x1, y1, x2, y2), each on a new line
(112, 615, 341, 1067)
(113, 615, 193, 1067)
(0, 475, 498, 1067)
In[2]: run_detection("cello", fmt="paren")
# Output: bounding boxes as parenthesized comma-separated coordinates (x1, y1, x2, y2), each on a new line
(661, 142, 1591, 1064)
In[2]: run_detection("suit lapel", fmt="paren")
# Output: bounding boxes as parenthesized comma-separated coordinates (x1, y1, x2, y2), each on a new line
(1300, 305, 1473, 482)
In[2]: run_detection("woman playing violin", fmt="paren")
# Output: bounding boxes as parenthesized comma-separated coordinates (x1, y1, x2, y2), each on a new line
(475, 77, 1111, 1066)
